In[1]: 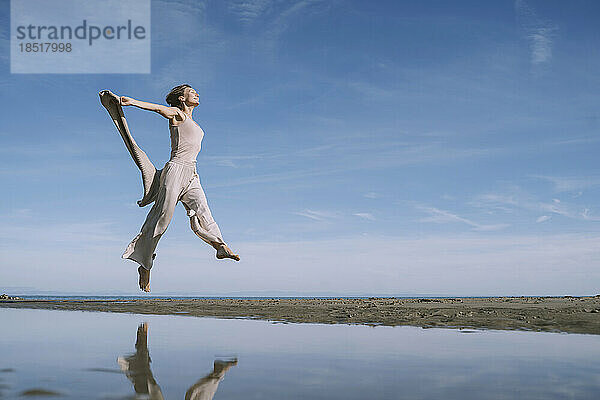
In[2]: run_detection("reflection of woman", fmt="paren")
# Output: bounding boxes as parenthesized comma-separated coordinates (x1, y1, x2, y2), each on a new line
(185, 359, 238, 400)
(118, 323, 237, 400)
(118, 84, 240, 292)
(117, 323, 164, 400)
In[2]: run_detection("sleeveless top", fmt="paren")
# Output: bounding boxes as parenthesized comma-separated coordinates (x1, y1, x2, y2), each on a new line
(168, 115, 204, 163)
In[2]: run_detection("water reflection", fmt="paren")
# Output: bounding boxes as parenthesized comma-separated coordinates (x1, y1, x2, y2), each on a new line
(3, 308, 600, 399)
(117, 323, 237, 400)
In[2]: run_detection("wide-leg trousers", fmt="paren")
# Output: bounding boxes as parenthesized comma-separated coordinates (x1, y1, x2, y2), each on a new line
(122, 160, 225, 270)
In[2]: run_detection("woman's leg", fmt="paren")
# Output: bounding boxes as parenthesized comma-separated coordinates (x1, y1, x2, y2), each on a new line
(123, 162, 188, 290)
(180, 175, 240, 261)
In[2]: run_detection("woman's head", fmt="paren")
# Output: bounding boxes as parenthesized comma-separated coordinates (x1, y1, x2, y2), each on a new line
(166, 84, 199, 109)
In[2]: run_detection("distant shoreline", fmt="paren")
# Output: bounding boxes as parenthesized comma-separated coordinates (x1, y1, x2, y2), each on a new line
(2, 296, 599, 335)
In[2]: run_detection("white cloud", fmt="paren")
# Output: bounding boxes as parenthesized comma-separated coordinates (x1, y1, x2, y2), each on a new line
(293, 209, 338, 221)
(346, 81, 396, 101)
(215, 159, 238, 168)
(531, 175, 600, 192)
(417, 206, 510, 232)
(294, 210, 373, 222)
(364, 192, 380, 199)
(515, 0, 557, 65)
(529, 27, 555, 64)
(0, 217, 122, 247)
(549, 136, 600, 146)
(266, 0, 327, 38)
(353, 213, 375, 221)
(206, 141, 497, 189)
(536, 215, 551, 223)
(227, 0, 271, 24)
(474, 188, 600, 222)
(143, 1, 228, 91)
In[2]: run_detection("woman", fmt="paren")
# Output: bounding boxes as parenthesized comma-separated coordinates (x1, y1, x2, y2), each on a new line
(120, 84, 239, 292)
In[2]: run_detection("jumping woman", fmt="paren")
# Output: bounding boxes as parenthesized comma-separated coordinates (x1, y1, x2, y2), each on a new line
(104, 84, 240, 292)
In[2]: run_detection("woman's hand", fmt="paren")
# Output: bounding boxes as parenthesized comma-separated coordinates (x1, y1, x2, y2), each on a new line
(120, 96, 135, 106)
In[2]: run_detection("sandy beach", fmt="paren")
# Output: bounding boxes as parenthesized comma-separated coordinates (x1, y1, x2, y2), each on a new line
(2, 296, 600, 335)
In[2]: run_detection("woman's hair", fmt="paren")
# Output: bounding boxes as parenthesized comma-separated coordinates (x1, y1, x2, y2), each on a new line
(165, 84, 192, 109)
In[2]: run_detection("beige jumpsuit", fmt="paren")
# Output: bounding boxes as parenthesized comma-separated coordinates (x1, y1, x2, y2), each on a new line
(122, 115, 225, 270)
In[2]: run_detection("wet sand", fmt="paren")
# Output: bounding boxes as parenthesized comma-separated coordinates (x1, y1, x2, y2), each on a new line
(2, 296, 600, 334)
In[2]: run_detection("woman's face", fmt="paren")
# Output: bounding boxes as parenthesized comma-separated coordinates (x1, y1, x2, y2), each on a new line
(181, 87, 200, 106)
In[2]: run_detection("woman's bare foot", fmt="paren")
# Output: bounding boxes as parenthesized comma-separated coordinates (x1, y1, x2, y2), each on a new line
(138, 266, 150, 292)
(215, 244, 240, 261)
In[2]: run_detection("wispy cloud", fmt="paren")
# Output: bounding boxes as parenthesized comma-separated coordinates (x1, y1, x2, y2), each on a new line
(353, 213, 375, 221)
(346, 80, 396, 101)
(548, 136, 600, 146)
(227, 0, 271, 25)
(144, 0, 228, 91)
(215, 159, 238, 168)
(364, 192, 381, 199)
(531, 175, 600, 192)
(417, 205, 510, 231)
(473, 187, 600, 222)
(266, 0, 327, 36)
(536, 215, 551, 223)
(0, 213, 122, 248)
(529, 27, 555, 64)
(293, 209, 339, 221)
(206, 140, 498, 189)
(253, 0, 330, 60)
(294, 210, 374, 223)
(515, 0, 557, 65)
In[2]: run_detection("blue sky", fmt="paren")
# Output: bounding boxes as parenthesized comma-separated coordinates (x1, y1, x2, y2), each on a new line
(1, 0, 600, 296)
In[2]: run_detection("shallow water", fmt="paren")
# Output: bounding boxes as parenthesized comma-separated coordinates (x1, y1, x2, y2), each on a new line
(1, 308, 599, 399)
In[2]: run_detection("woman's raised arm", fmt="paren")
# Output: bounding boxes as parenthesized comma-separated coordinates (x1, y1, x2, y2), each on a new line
(120, 96, 183, 120)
